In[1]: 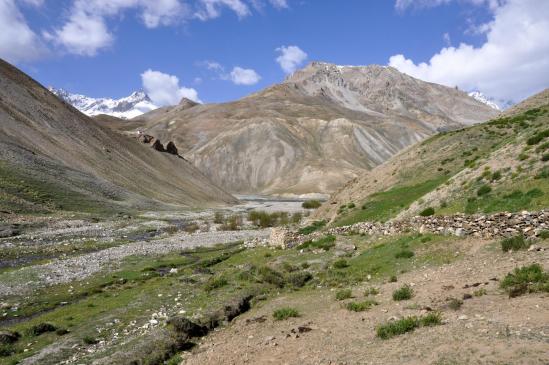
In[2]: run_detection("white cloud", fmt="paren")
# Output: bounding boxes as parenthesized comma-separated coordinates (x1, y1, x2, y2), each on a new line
(268, 0, 288, 9)
(442, 32, 451, 46)
(275, 45, 307, 74)
(195, 0, 250, 20)
(230, 66, 261, 85)
(395, 0, 502, 11)
(141, 69, 201, 106)
(45, 0, 187, 56)
(0, 0, 47, 63)
(389, 0, 549, 103)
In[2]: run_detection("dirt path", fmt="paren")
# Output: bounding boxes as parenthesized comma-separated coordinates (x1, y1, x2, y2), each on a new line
(181, 238, 549, 365)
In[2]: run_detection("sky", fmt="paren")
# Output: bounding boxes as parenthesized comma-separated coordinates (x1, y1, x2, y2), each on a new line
(1, 0, 548, 107)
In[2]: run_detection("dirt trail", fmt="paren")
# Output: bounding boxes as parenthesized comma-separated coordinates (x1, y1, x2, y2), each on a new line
(181, 238, 549, 365)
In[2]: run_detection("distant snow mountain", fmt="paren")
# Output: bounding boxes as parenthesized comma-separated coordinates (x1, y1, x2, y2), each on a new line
(468, 91, 501, 111)
(48, 87, 158, 119)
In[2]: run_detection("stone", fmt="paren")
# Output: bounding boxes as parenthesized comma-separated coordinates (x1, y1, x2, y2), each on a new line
(152, 140, 165, 152)
(166, 141, 178, 155)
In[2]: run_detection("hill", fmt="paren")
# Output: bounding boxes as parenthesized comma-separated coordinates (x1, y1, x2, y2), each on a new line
(315, 88, 549, 226)
(0, 59, 236, 215)
(133, 62, 499, 196)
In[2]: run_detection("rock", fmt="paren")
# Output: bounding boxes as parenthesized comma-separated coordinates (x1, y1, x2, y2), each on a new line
(0, 331, 20, 344)
(152, 140, 165, 152)
(458, 315, 468, 320)
(138, 134, 154, 144)
(166, 141, 178, 155)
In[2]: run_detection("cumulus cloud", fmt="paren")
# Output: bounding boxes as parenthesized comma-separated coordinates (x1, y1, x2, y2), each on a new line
(195, 0, 251, 20)
(268, 0, 288, 9)
(395, 0, 502, 11)
(45, 0, 186, 56)
(389, 0, 549, 103)
(230, 66, 261, 85)
(0, 0, 47, 63)
(275, 45, 307, 74)
(141, 69, 201, 106)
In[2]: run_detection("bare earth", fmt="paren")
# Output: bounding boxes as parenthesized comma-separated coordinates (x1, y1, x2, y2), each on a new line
(181, 238, 549, 365)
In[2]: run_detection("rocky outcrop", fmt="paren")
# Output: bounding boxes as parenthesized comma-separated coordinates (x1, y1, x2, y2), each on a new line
(251, 210, 549, 249)
(138, 134, 155, 144)
(166, 141, 178, 155)
(151, 140, 165, 152)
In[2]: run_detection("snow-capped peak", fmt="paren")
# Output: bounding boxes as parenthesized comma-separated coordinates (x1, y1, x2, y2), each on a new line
(48, 87, 158, 119)
(468, 91, 501, 111)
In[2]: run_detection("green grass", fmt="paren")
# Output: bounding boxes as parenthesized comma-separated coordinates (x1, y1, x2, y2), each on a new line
(376, 313, 442, 339)
(392, 285, 414, 301)
(500, 264, 549, 297)
(419, 207, 435, 217)
(334, 177, 447, 226)
(298, 220, 326, 235)
(345, 299, 378, 312)
(332, 259, 349, 269)
(501, 235, 528, 252)
(302, 200, 322, 209)
(335, 289, 353, 301)
(394, 249, 414, 259)
(298, 235, 336, 251)
(273, 307, 300, 320)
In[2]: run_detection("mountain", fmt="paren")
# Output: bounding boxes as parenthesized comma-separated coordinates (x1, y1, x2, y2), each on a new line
(314, 88, 549, 225)
(468, 91, 501, 111)
(49, 87, 158, 119)
(0, 59, 236, 214)
(134, 62, 499, 197)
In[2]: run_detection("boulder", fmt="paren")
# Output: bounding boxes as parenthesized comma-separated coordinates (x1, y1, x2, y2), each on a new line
(138, 134, 154, 144)
(166, 141, 178, 155)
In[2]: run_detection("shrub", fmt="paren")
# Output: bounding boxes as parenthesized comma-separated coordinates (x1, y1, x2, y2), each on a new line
(537, 167, 549, 179)
(501, 235, 528, 252)
(473, 288, 487, 297)
(290, 212, 303, 224)
(347, 202, 356, 209)
(395, 250, 414, 259)
(335, 289, 352, 301)
(527, 129, 549, 145)
(518, 153, 529, 161)
(204, 276, 228, 291)
(500, 264, 549, 297)
(0, 331, 20, 345)
(538, 230, 549, 239)
(364, 287, 379, 296)
(0, 344, 15, 357)
(491, 170, 502, 181)
(346, 300, 378, 312)
(273, 307, 299, 320)
(419, 207, 435, 217)
(258, 266, 285, 288)
(286, 271, 312, 288)
(526, 188, 544, 198)
(448, 298, 463, 310)
(392, 285, 413, 301)
(389, 275, 398, 283)
(302, 200, 322, 209)
(28, 323, 57, 336)
(83, 336, 99, 345)
(419, 312, 442, 326)
(332, 259, 349, 269)
(477, 185, 492, 196)
(221, 214, 241, 230)
(298, 220, 326, 235)
(542, 154, 549, 162)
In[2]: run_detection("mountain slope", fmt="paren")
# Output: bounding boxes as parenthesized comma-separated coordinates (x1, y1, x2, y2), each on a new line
(135, 62, 499, 196)
(314, 88, 549, 225)
(49, 87, 158, 119)
(0, 59, 236, 214)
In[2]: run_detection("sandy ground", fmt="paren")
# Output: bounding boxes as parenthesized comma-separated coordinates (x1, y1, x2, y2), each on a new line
(182, 238, 549, 365)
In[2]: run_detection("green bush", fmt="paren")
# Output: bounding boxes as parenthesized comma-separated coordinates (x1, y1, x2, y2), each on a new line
(0, 344, 15, 357)
(542, 154, 549, 162)
(204, 276, 228, 291)
(419, 207, 435, 216)
(335, 289, 352, 301)
(28, 323, 57, 336)
(477, 185, 492, 196)
(302, 200, 322, 209)
(395, 249, 414, 259)
(332, 259, 349, 269)
(389, 275, 398, 283)
(376, 313, 442, 339)
(501, 235, 528, 252)
(298, 235, 336, 251)
(473, 288, 487, 297)
(347, 202, 356, 209)
(286, 271, 312, 288)
(500, 264, 549, 297)
(298, 220, 326, 235)
(273, 307, 299, 320)
(538, 230, 549, 239)
(392, 285, 413, 301)
(527, 129, 549, 145)
(346, 300, 377, 312)
(83, 336, 99, 345)
(258, 266, 285, 288)
(419, 312, 442, 326)
(491, 170, 502, 181)
(364, 287, 379, 296)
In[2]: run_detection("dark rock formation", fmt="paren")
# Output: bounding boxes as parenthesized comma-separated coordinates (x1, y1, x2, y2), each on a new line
(166, 141, 178, 155)
(138, 134, 154, 144)
(152, 140, 165, 152)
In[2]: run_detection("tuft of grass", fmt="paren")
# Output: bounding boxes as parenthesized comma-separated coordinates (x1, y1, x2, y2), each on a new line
(538, 230, 549, 239)
(419, 207, 435, 217)
(473, 288, 487, 297)
(83, 336, 99, 345)
(335, 289, 353, 301)
(204, 276, 228, 291)
(364, 287, 379, 296)
(501, 235, 528, 252)
(477, 185, 492, 196)
(28, 323, 57, 337)
(500, 264, 549, 297)
(392, 285, 413, 301)
(395, 249, 415, 259)
(448, 298, 463, 310)
(258, 266, 286, 288)
(273, 307, 299, 321)
(332, 259, 349, 269)
(286, 271, 313, 288)
(346, 299, 378, 312)
(298, 235, 336, 251)
(376, 313, 442, 339)
(302, 200, 322, 209)
(389, 275, 398, 283)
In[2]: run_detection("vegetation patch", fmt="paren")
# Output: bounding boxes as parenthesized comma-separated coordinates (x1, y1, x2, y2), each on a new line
(335, 289, 353, 301)
(501, 235, 528, 252)
(392, 285, 414, 301)
(298, 220, 326, 235)
(419, 207, 435, 217)
(298, 235, 336, 251)
(302, 200, 322, 209)
(500, 264, 549, 298)
(376, 313, 442, 339)
(273, 307, 300, 321)
(345, 299, 378, 312)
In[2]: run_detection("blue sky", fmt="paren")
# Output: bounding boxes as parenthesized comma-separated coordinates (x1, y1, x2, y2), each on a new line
(2, 0, 548, 106)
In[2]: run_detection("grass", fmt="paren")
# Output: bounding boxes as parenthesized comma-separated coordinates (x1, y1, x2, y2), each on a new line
(298, 220, 326, 235)
(376, 313, 442, 339)
(302, 200, 322, 209)
(364, 287, 379, 296)
(273, 307, 300, 321)
(395, 249, 414, 259)
(335, 289, 353, 301)
(332, 259, 349, 269)
(419, 207, 435, 217)
(334, 177, 447, 226)
(392, 285, 413, 301)
(501, 235, 528, 252)
(298, 235, 336, 251)
(345, 299, 377, 312)
(500, 264, 549, 297)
